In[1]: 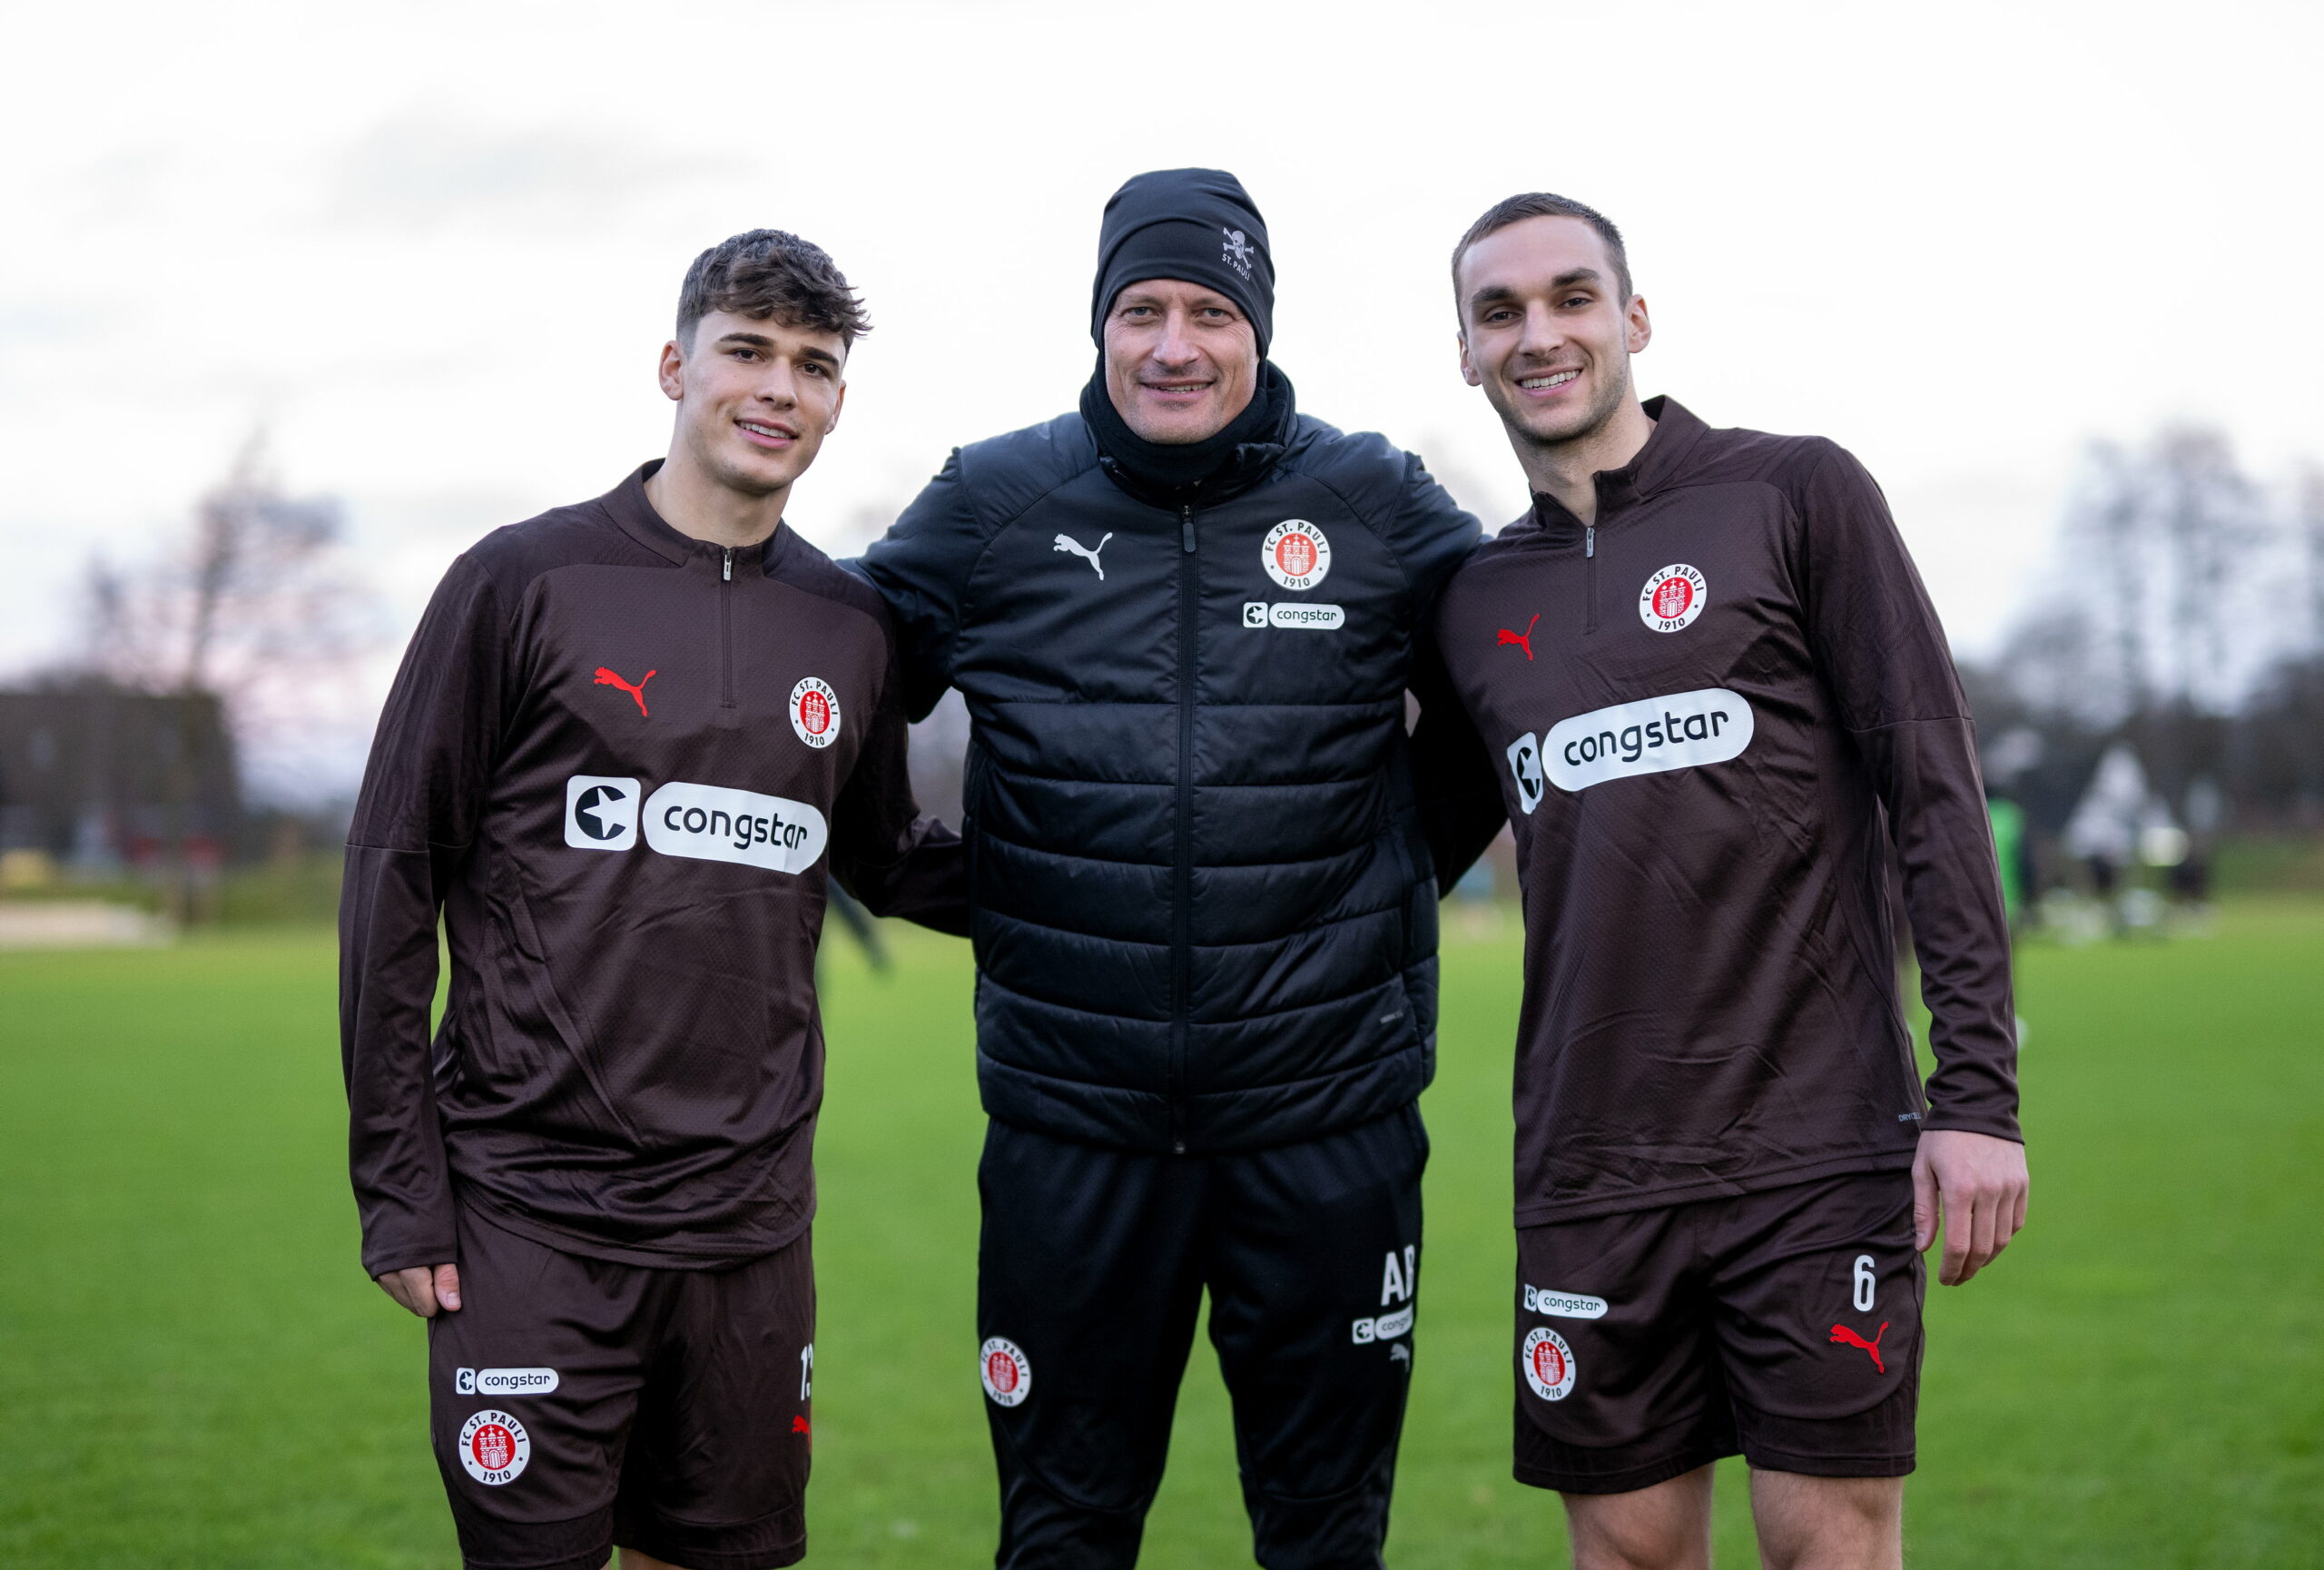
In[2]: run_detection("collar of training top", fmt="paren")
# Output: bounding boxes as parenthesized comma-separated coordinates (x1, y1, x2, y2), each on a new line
(602, 460, 789, 573)
(1524, 395, 1711, 539)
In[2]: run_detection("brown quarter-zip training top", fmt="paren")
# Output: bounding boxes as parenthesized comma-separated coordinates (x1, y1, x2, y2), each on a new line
(340, 464, 966, 1278)
(1432, 399, 2018, 1226)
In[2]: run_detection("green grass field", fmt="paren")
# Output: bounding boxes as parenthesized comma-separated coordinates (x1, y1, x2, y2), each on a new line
(2, 903, 2319, 1567)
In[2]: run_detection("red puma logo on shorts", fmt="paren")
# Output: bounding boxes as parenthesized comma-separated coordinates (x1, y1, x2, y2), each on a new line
(1496, 613, 1541, 661)
(594, 666, 656, 717)
(1828, 1321, 1889, 1373)
(792, 1415, 811, 1437)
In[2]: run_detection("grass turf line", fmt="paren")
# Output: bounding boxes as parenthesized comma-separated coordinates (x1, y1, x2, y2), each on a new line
(0, 904, 2317, 1565)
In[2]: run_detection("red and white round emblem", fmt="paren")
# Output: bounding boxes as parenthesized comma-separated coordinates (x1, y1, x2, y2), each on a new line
(1521, 1327, 1577, 1401)
(1639, 564, 1707, 633)
(980, 1336, 1031, 1407)
(458, 1409, 532, 1485)
(1262, 519, 1332, 591)
(790, 677, 841, 749)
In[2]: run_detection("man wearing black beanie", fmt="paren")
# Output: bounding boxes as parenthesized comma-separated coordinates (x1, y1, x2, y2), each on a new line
(858, 168, 1504, 1569)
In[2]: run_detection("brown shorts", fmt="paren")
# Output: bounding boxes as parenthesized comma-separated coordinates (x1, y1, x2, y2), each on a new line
(428, 1204, 815, 1570)
(1512, 1171, 1922, 1495)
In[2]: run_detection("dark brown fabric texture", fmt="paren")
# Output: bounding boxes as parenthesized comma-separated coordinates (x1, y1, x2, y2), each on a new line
(429, 1206, 814, 1569)
(1511, 1172, 1923, 1491)
(342, 465, 965, 1277)
(1433, 399, 2017, 1225)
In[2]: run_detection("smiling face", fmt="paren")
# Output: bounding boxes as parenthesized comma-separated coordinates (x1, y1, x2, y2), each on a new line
(658, 309, 847, 499)
(1102, 279, 1259, 444)
(1456, 215, 1650, 455)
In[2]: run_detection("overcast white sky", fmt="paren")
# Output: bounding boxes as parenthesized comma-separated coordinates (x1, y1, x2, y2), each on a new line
(4, 0, 2319, 794)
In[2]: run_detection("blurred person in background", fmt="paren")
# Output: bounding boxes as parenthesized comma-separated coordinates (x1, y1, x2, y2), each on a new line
(856, 169, 1502, 1569)
(1986, 791, 2027, 934)
(340, 231, 966, 1570)
(1426, 193, 2028, 1570)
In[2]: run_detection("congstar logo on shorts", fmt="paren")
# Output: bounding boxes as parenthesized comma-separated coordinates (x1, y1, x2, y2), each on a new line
(1521, 1286, 1608, 1319)
(563, 776, 828, 874)
(455, 1366, 561, 1397)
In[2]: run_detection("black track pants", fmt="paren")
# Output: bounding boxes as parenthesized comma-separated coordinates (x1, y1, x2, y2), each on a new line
(976, 1107, 1427, 1570)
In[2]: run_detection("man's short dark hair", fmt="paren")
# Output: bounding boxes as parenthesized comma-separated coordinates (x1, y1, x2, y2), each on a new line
(676, 229, 872, 351)
(1451, 193, 1631, 316)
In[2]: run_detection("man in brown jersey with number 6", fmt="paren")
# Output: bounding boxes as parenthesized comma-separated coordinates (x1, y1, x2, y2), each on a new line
(1423, 193, 2029, 1570)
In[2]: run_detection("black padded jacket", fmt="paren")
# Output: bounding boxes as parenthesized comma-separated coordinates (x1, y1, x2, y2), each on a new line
(857, 407, 1486, 1154)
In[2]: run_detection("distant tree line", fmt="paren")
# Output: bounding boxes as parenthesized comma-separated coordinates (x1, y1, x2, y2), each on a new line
(1961, 425, 2324, 879)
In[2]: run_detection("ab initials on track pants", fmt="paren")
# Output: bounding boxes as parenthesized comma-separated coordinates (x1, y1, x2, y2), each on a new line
(975, 1107, 1427, 1570)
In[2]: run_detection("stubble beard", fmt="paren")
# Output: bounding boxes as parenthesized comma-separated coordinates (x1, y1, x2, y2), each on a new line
(1505, 355, 1632, 465)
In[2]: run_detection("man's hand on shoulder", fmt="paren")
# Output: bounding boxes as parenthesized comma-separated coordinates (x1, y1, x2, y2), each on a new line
(1913, 1131, 2028, 1287)
(376, 1262, 462, 1318)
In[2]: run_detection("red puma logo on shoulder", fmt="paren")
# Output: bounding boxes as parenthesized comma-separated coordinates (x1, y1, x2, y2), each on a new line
(594, 666, 656, 717)
(1829, 1321, 1889, 1373)
(1496, 613, 1541, 661)
(791, 1415, 811, 1437)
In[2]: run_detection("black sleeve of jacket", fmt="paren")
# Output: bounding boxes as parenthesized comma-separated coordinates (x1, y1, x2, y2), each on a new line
(852, 450, 981, 722)
(1409, 627, 1507, 894)
(1798, 446, 2020, 1142)
(1384, 451, 1503, 894)
(830, 627, 969, 936)
(339, 554, 507, 1278)
(1383, 447, 1483, 610)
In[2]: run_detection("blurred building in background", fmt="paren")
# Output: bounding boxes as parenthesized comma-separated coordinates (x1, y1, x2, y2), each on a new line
(0, 680, 240, 891)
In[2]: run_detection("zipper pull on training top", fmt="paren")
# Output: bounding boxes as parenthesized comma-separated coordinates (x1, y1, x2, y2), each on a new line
(1181, 506, 1196, 554)
(1583, 525, 1600, 634)
(723, 548, 734, 582)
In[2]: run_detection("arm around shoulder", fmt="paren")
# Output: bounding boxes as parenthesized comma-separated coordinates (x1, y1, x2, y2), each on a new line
(852, 449, 984, 723)
(1381, 447, 1494, 888)
(1385, 444, 1486, 605)
(827, 623, 970, 937)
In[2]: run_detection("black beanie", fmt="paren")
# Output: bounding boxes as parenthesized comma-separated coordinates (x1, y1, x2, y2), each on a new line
(1090, 168, 1275, 356)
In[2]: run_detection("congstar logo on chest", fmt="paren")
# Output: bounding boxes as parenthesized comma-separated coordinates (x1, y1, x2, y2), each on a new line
(566, 776, 641, 849)
(563, 776, 828, 873)
(1510, 688, 1756, 795)
(1241, 601, 1345, 630)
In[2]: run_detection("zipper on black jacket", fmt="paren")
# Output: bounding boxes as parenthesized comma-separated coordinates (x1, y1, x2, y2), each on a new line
(719, 548, 736, 708)
(1170, 504, 1196, 1153)
(1583, 525, 1600, 634)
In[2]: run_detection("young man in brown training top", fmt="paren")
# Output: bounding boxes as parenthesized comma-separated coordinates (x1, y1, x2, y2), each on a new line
(340, 231, 966, 1570)
(1423, 194, 2030, 1569)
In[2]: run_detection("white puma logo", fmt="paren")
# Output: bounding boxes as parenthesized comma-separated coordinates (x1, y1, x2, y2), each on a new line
(1052, 532, 1114, 580)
